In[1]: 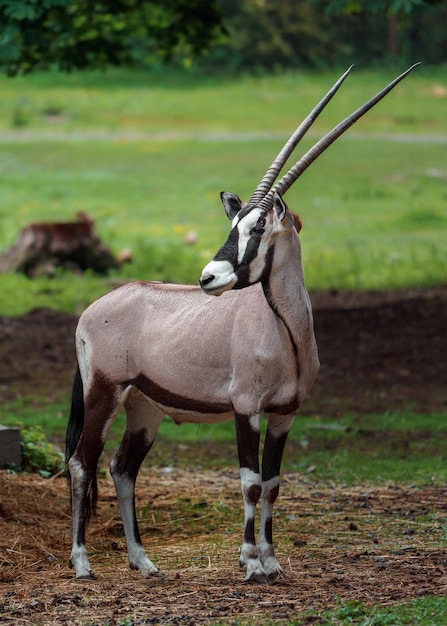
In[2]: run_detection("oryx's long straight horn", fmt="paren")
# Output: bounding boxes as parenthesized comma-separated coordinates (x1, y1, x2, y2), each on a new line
(259, 63, 421, 209)
(249, 65, 354, 205)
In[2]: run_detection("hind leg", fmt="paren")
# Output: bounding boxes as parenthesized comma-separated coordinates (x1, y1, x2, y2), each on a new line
(109, 388, 164, 577)
(68, 375, 121, 580)
(69, 451, 102, 580)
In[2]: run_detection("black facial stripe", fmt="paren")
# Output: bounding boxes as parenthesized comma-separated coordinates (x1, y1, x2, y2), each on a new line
(233, 243, 274, 291)
(213, 226, 239, 264)
(259, 245, 274, 283)
(240, 209, 269, 266)
(241, 234, 261, 266)
(233, 266, 250, 289)
(233, 233, 262, 290)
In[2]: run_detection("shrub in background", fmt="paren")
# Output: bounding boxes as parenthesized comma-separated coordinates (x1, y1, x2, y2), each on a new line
(20, 426, 65, 477)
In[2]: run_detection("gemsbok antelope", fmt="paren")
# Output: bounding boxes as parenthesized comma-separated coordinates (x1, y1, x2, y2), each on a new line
(66, 64, 419, 583)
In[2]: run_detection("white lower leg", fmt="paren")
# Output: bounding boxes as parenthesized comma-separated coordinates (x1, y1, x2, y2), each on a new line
(69, 543, 94, 579)
(112, 472, 158, 577)
(69, 457, 95, 579)
(239, 468, 266, 581)
(258, 476, 282, 577)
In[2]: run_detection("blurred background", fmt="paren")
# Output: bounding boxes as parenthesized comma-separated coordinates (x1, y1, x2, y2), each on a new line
(0, 0, 445, 315)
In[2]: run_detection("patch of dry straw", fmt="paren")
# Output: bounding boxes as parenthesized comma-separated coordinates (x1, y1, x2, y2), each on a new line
(1, 469, 447, 624)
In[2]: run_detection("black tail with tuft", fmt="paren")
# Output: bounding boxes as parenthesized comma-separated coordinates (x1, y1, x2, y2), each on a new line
(66, 366, 84, 462)
(66, 366, 98, 519)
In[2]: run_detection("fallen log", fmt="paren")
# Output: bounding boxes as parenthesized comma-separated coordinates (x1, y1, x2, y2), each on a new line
(0, 212, 121, 277)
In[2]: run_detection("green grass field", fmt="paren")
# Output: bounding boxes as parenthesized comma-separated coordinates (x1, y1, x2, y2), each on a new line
(0, 65, 446, 315)
(0, 64, 445, 135)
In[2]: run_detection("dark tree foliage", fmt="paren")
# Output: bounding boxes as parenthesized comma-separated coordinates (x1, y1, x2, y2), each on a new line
(0, 0, 226, 75)
(310, 0, 444, 14)
(213, 1, 341, 72)
(307, 0, 447, 65)
(197, 0, 447, 74)
(0, 0, 446, 76)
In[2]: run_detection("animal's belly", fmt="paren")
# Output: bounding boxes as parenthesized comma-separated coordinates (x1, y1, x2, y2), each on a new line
(264, 395, 301, 416)
(165, 407, 235, 426)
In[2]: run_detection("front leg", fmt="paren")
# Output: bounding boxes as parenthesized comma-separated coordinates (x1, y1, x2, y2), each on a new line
(258, 414, 295, 578)
(235, 413, 267, 583)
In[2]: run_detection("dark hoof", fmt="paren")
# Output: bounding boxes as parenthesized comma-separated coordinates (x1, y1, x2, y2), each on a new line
(143, 570, 165, 579)
(76, 572, 97, 581)
(245, 572, 268, 584)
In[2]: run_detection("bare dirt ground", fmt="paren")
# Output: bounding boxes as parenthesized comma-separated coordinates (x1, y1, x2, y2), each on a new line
(1, 287, 447, 624)
(1, 470, 447, 625)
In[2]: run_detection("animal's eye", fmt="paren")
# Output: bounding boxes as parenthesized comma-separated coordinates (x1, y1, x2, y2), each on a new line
(251, 225, 264, 236)
(250, 215, 266, 236)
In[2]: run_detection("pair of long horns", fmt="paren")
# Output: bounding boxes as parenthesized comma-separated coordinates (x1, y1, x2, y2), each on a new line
(250, 63, 421, 210)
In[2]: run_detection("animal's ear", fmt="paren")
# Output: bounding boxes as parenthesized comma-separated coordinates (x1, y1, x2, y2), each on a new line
(291, 212, 303, 233)
(273, 193, 287, 221)
(220, 191, 242, 220)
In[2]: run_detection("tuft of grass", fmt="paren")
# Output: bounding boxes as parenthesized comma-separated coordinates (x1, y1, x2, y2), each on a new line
(316, 596, 447, 626)
(188, 595, 447, 624)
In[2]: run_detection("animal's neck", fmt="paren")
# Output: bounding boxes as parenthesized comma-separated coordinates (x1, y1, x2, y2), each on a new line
(261, 228, 311, 353)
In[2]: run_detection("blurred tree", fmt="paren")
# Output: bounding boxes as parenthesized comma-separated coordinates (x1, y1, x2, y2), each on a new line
(308, 0, 444, 14)
(0, 0, 226, 75)
(201, 0, 447, 72)
(1, 0, 445, 76)
(310, 0, 446, 59)
(201, 0, 348, 73)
